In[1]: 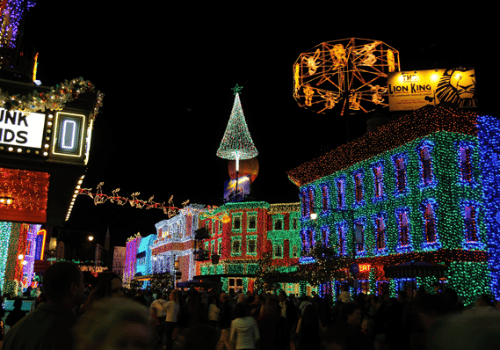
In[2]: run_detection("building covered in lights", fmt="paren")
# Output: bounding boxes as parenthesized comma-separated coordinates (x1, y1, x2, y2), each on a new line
(150, 204, 207, 284)
(195, 201, 303, 295)
(0, 0, 103, 295)
(287, 106, 500, 306)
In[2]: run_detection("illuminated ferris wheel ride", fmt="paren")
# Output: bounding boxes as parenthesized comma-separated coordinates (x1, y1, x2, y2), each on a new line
(293, 38, 400, 115)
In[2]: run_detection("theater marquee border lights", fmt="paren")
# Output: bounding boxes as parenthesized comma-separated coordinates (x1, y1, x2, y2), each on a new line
(293, 38, 400, 115)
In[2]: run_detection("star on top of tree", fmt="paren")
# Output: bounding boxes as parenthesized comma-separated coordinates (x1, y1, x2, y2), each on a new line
(231, 84, 244, 95)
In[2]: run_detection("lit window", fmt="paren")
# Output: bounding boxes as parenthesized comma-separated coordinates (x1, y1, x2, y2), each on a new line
(375, 217, 386, 250)
(355, 222, 364, 253)
(424, 203, 437, 243)
(321, 227, 329, 247)
(354, 173, 363, 203)
(321, 185, 329, 211)
(397, 211, 410, 246)
(373, 165, 384, 198)
(394, 156, 407, 193)
(420, 145, 434, 186)
(459, 146, 473, 183)
(292, 245, 298, 258)
(464, 205, 478, 242)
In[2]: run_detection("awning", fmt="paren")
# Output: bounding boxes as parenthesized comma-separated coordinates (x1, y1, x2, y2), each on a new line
(384, 261, 448, 278)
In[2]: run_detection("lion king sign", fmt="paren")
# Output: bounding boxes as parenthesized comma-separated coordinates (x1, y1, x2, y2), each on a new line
(387, 68, 477, 112)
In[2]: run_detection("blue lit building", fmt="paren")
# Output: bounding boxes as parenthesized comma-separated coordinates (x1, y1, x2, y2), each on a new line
(287, 106, 500, 306)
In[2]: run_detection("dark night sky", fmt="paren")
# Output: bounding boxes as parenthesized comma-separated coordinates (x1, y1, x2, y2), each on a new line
(20, 0, 497, 247)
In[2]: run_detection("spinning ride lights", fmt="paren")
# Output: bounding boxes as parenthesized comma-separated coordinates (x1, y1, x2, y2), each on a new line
(293, 38, 400, 115)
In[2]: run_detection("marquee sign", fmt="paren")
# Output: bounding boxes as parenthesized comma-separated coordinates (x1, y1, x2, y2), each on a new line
(388, 68, 477, 112)
(0, 108, 46, 149)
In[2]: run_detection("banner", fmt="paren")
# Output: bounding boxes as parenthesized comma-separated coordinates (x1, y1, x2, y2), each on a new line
(388, 68, 477, 112)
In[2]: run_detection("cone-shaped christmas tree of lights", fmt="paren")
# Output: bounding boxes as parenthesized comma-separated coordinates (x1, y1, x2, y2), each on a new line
(216, 84, 259, 171)
(217, 84, 258, 202)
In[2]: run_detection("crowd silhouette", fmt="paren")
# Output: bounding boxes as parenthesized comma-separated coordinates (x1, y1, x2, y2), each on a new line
(2, 261, 500, 350)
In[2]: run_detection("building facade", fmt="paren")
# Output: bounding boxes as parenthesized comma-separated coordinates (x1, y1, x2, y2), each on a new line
(196, 201, 302, 294)
(151, 204, 206, 283)
(287, 106, 500, 306)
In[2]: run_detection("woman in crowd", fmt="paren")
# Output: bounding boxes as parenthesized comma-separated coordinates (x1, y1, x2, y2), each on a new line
(230, 302, 260, 350)
(80, 272, 124, 313)
(73, 297, 155, 350)
(295, 303, 322, 350)
(165, 290, 181, 350)
(328, 302, 374, 350)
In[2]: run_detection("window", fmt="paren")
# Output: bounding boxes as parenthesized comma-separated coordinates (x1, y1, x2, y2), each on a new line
(336, 178, 345, 208)
(321, 185, 329, 211)
(274, 218, 283, 230)
(301, 191, 307, 218)
(292, 217, 298, 230)
(355, 222, 364, 253)
(233, 215, 241, 230)
(394, 156, 407, 194)
(308, 188, 315, 216)
(354, 173, 364, 204)
(248, 215, 257, 230)
(420, 144, 434, 186)
(212, 220, 217, 235)
(459, 145, 473, 183)
(228, 278, 243, 293)
(337, 224, 345, 256)
(274, 244, 283, 258)
(464, 205, 478, 242)
(423, 203, 437, 243)
(321, 227, 329, 247)
(375, 217, 386, 250)
(372, 164, 384, 198)
(397, 211, 410, 247)
(232, 239, 241, 255)
(219, 220, 223, 234)
(247, 237, 257, 255)
(218, 238, 222, 255)
(292, 245, 298, 258)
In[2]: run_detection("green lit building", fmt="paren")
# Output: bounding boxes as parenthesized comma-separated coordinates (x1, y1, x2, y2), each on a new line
(287, 106, 500, 306)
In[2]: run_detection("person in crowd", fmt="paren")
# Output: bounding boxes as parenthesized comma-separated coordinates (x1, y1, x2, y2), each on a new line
(134, 289, 149, 306)
(427, 304, 500, 350)
(73, 297, 155, 350)
(5, 298, 27, 328)
(258, 297, 288, 350)
(384, 292, 409, 350)
(328, 302, 374, 350)
(150, 291, 168, 346)
(79, 271, 124, 313)
(208, 295, 220, 329)
(230, 302, 260, 350)
(165, 290, 181, 350)
(3, 261, 85, 350)
(338, 285, 352, 303)
(172, 290, 218, 350)
(216, 292, 234, 350)
(295, 303, 322, 350)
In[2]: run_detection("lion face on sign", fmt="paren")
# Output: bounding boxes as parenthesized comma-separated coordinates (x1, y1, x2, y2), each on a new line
(436, 69, 477, 108)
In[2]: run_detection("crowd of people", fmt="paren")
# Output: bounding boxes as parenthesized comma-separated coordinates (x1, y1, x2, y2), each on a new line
(2, 261, 500, 350)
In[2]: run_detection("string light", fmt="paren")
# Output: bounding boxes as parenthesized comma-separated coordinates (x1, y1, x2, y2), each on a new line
(288, 106, 498, 305)
(293, 38, 400, 115)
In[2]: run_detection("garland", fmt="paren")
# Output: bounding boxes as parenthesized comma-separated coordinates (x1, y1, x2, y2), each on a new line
(0, 77, 104, 120)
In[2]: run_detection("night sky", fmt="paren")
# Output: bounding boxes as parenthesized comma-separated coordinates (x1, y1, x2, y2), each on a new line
(20, 1, 497, 247)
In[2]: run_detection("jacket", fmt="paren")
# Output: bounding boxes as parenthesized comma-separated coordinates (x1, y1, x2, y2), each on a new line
(230, 316, 260, 350)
